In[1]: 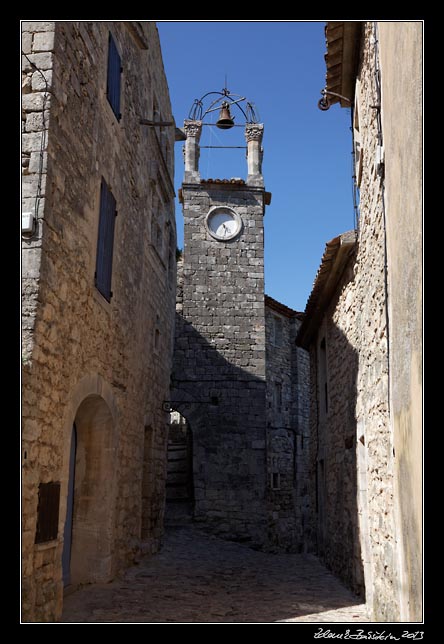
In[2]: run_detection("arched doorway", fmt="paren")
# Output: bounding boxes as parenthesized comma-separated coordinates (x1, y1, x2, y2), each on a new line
(65, 394, 116, 586)
(165, 411, 194, 524)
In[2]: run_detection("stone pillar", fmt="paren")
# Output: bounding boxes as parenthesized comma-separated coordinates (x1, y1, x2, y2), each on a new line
(183, 119, 202, 183)
(245, 123, 264, 187)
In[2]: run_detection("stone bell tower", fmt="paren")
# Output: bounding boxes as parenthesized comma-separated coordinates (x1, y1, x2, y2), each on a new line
(171, 90, 271, 547)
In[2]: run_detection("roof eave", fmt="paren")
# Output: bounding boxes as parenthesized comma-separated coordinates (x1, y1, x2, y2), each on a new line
(296, 232, 356, 349)
(324, 21, 363, 107)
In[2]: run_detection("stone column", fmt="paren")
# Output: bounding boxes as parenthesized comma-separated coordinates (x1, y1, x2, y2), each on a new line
(183, 119, 202, 183)
(245, 123, 264, 187)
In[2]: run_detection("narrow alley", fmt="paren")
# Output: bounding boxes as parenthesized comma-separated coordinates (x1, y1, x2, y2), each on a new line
(61, 524, 368, 623)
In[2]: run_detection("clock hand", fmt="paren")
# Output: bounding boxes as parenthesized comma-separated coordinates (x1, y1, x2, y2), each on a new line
(222, 223, 228, 236)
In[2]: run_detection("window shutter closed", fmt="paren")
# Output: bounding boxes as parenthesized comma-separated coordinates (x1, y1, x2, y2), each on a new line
(107, 33, 122, 120)
(95, 178, 116, 302)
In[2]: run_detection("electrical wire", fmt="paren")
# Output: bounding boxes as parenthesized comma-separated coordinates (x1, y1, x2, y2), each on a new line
(350, 107, 360, 233)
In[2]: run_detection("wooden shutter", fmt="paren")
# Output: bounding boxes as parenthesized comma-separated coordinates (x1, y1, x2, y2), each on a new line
(106, 33, 122, 121)
(95, 178, 116, 302)
(35, 482, 60, 543)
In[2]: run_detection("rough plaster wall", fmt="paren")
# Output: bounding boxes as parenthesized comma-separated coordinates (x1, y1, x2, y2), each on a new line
(21, 21, 176, 622)
(378, 21, 423, 622)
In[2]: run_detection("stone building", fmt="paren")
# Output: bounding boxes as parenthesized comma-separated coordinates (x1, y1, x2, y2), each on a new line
(21, 21, 177, 621)
(170, 102, 309, 551)
(265, 296, 310, 551)
(297, 22, 422, 621)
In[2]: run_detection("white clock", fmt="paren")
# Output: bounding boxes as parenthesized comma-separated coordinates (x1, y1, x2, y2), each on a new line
(205, 206, 243, 241)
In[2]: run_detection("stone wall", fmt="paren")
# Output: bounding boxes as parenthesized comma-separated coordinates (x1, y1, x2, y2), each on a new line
(171, 182, 268, 547)
(22, 21, 54, 364)
(21, 21, 176, 622)
(265, 300, 310, 552)
(301, 22, 403, 620)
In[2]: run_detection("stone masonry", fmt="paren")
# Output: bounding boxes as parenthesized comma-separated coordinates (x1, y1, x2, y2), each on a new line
(171, 116, 310, 551)
(172, 176, 269, 547)
(297, 21, 422, 622)
(21, 21, 176, 622)
(265, 297, 310, 552)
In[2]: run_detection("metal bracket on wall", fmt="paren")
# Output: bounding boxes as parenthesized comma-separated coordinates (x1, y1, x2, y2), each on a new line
(318, 88, 352, 111)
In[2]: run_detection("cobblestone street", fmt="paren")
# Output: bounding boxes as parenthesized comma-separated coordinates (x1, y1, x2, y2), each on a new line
(61, 525, 369, 623)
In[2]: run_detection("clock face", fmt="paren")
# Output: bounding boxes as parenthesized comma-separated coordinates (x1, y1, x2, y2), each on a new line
(205, 207, 242, 241)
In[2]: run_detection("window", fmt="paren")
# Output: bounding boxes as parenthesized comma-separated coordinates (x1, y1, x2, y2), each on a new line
(35, 482, 60, 543)
(154, 315, 161, 352)
(95, 178, 117, 302)
(106, 32, 122, 121)
(271, 472, 280, 490)
(319, 337, 328, 415)
(151, 194, 163, 255)
(272, 315, 283, 347)
(273, 381, 282, 412)
(270, 456, 280, 490)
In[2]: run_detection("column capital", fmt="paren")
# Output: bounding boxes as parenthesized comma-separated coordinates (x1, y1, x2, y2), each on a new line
(183, 119, 202, 140)
(245, 123, 264, 143)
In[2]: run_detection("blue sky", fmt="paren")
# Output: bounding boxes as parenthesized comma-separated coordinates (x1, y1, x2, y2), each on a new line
(157, 21, 354, 312)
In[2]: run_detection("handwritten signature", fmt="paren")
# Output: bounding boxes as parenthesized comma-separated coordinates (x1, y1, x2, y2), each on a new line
(314, 629, 424, 641)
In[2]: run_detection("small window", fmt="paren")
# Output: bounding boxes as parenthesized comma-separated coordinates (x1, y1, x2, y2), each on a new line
(270, 456, 280, 490)
(154, 315, 161, 352)
(270, 472, 281, 490)
(272, 315, 283, 347)
(271, 472, 280, 490)
(107, 32, 122, 121)
(151, 195, 163, 254)
(35, 482, 60, 544)
(95, 178, 117, 302)
(273, 382, 282, 412)
(319, 337, 328, 416)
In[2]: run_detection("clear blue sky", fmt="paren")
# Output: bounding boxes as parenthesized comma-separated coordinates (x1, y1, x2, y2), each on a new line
(157, 21, 354, 312)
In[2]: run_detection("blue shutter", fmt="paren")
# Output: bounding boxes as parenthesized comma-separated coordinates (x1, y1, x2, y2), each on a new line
(95, 178, 116, 302)
(107, 33, 122, 120)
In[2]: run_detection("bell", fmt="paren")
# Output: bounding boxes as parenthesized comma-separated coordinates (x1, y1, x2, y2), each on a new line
(216, 102, 235, 129)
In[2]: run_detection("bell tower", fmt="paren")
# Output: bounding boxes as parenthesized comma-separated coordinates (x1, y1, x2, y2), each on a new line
(171, 89, 271, 546)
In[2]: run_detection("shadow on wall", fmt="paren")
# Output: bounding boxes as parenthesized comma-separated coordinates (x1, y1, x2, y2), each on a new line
(171, 304, 366, 600)
(170, 311, 268, 547)
(307, 287, 366, 599)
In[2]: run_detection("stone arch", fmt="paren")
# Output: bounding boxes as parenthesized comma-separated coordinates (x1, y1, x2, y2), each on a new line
(60, 374, 118, 587)
(165, 410, 194, 524)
